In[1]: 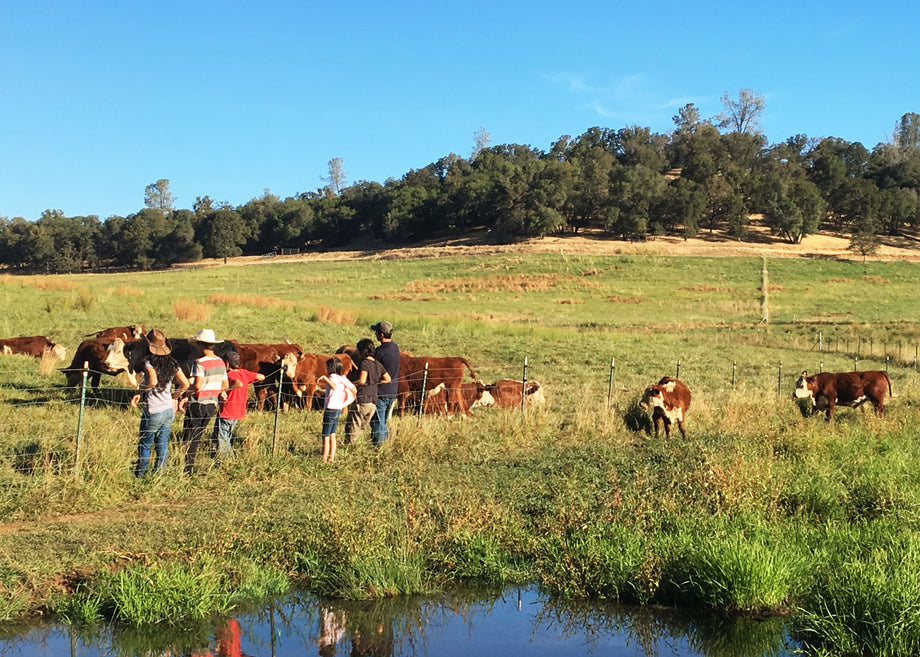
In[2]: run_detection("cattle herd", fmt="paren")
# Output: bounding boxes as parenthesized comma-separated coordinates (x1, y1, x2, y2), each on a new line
(0, 326, 546, 416)
(0, 327, 899, 429)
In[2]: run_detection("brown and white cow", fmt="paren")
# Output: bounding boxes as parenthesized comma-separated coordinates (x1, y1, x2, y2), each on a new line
(0, 335, 67, 361)
(236, 342, 302, 410)
(61, 338, 133, 388)
(411, 381, 495, 415)
(793, 370, 892, 421)
(486, 379, 545, 408)
(290, 353, 355, 410)
(639, 377, 691, 438)
(122, 337, 238, 382)
(88, 325, 145, 342)
(397, 355, 479, 415)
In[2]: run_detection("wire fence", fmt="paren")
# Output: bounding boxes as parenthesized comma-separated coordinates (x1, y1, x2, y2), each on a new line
(2, 335, 919, 479)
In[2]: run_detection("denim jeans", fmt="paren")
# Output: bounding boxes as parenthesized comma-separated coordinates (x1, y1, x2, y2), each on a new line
(370, 396, 396, 446)
(136, 406, 175, 477)
(182, 401, 217, 474)
(211, 417, 237, 462)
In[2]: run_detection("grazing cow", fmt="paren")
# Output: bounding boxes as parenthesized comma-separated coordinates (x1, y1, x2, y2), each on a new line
(411, 381, 495, 415)
(397, 355, 479, 415)
(290, 353, 355, 410)
(236, 342, 302, 410)
(639, 377, 691, 439)
(793, 370, 892, 421)
(61, 338, 133, 388)
(485, 379, 545, 408)
(0, 336, 67, 361)
(88, 325, 145, 342)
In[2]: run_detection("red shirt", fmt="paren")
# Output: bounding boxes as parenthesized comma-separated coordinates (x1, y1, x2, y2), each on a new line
(220, 369, 260, 420)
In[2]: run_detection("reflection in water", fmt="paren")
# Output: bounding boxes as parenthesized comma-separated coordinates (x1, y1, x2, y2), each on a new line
(0, 587, 796, 657)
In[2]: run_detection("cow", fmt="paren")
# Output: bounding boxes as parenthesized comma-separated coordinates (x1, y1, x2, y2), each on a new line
(397, 355, 479, 415)
(290, 353, 355, 411)
(485, 379, 545, 408)
(0, 335, 67, 361)
(88, 325, 145, 342)
(61, 338, 134, 388)
(123, 337, 238, 381)
(639, 377, 691, 439)
(411, 381, 495, 415)
(793, 370, 892, 421)
(236, 342, 302, 410)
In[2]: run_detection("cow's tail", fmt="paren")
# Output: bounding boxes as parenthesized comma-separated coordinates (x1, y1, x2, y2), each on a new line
(460, 358, 477, 380)
(885, 371, 896, 398)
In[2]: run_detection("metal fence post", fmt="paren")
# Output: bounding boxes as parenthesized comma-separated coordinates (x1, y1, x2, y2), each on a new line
(676, 359, 681, 380)
(417, 363, 429, 419)
(606, 357, 615, 408)
(272, 368, 281, 456)
(731, 361, 736, 389)
(75, 361, 89, 476)
(521, 357, 528, 413)
(777, 361, 782, 396)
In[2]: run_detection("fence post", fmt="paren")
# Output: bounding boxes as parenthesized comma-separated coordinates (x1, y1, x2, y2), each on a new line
(75, 361, 89, 477)
(606, 357, 615, 409)
(731, 361, 736, 389)
(886, 355, 890, 373)
(676, 359, 681, 380)
(854, 356, 859, 371)
(521, 357, 528, 413)
(819, 361, 823, 373)
(417, 363, 429, 419)
(819, 331, 823, 351)
(272, 368, 282, 456)
(777, 361, 782, 395)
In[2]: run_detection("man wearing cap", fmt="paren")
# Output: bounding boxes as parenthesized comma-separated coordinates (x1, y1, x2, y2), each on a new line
(370, 321, 399, 446)
(179, 328, 229, 474)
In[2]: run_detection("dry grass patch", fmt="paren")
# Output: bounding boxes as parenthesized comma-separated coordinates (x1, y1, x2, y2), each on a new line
(681, 285, 736, 293)
(208, 293, 294, 310)
(315, 306, 355, 326)
(23, 277, 80, 291)
(404, 273, 595, 294)
(606, 295, 643, 303)
(173, 299, 213, 322)
(116, 286, 145, 297)
(558, 298, 584, 305)
(828, 277, 854, 283)
(862, 275, 890, 284)
(369, 294, 448, 302)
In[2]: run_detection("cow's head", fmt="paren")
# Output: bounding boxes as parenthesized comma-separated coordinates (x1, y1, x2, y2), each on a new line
(793, 371, 817, 402)
(639, 385, 665, 411)
(129, 325, 145, 340)
(276, 351, 299, 380)
(524, 381, 545, 405)
(47, 343, 67, 361)
(1, 345, 11, 355)
(468, 382, 496, 409)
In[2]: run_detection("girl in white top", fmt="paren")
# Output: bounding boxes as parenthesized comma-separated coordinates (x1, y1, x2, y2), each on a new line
(317, 357, 356, 463)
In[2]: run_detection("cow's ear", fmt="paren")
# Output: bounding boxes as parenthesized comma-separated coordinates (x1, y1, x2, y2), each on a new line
(801, 371, 808, 377)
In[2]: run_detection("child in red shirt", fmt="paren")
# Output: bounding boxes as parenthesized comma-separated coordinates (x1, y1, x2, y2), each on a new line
(212, 351, 264, 464)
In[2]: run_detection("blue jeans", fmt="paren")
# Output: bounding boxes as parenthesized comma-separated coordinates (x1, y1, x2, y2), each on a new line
(370, 396, 396, 446)
(322, 409, 342, 437)
(136, 406, 175, 477)
(211, 417, 237, 461)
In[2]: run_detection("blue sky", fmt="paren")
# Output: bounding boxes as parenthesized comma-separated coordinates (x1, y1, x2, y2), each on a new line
(1, 0, 917, 220)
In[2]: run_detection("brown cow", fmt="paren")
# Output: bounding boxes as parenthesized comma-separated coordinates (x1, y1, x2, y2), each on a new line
(397, 355, 479, 415)
(411, 381, 495, 415)
(236, 342, 302, 410)
(290, 353, 355, 410)
(486, 379, 545, 408)
(88, 325, 145, 341)
(61, 338, 133, 388)
(0, 336, 67, 361)
(793, 370, 892, 421)
(639, 377, 691, 438)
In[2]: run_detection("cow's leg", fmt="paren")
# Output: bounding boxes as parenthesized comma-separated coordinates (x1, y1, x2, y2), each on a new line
(874, 398, 886, 416)
(677, 419, 687, 439)
(663, 419, 672, 439)
(825, 399, 836, 421)
(652, 414, 661, 438)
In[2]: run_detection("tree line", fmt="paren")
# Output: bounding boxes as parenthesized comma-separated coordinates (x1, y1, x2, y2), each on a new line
(2, 92, 919, 273)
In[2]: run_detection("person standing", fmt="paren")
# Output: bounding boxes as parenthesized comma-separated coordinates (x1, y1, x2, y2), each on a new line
(179, 328, 228, 474)
(130, 329, 190, 477)
(317, 357, 357, 463)
(344, 338, 391, 445)
(369, 321, 399, 446)
(211, 350, 264, 464)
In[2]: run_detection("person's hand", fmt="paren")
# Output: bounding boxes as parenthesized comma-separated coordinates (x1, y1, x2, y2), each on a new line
(130, 394, 141, 408)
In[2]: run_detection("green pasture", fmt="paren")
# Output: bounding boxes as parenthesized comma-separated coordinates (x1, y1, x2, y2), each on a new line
(2, 253, 920, 656)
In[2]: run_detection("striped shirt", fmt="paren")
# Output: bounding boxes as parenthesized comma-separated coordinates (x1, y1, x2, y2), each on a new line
(191, 355, 227, 405)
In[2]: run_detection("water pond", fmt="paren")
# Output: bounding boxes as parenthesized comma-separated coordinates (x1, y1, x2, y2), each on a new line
(0, 586, 797, 656)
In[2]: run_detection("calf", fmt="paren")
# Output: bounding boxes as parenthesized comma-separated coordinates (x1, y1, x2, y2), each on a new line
(412, 381, 495, 415)
(236, 342, 302, 410)
(639, 377, 691, 439)
(486, 379, 545, 408)
(0, 335, 67, 361)
(793, 370, 892, 421)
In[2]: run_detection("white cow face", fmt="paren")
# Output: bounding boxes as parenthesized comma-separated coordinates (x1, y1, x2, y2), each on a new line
(793, 372, 816, 402)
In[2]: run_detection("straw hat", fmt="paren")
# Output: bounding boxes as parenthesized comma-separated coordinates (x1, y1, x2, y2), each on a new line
(191, 328, 221, 344)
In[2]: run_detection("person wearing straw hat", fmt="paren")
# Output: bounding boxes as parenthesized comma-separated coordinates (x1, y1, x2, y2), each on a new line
(179, 328, 228, 474)
(130, 329, 190, 477)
